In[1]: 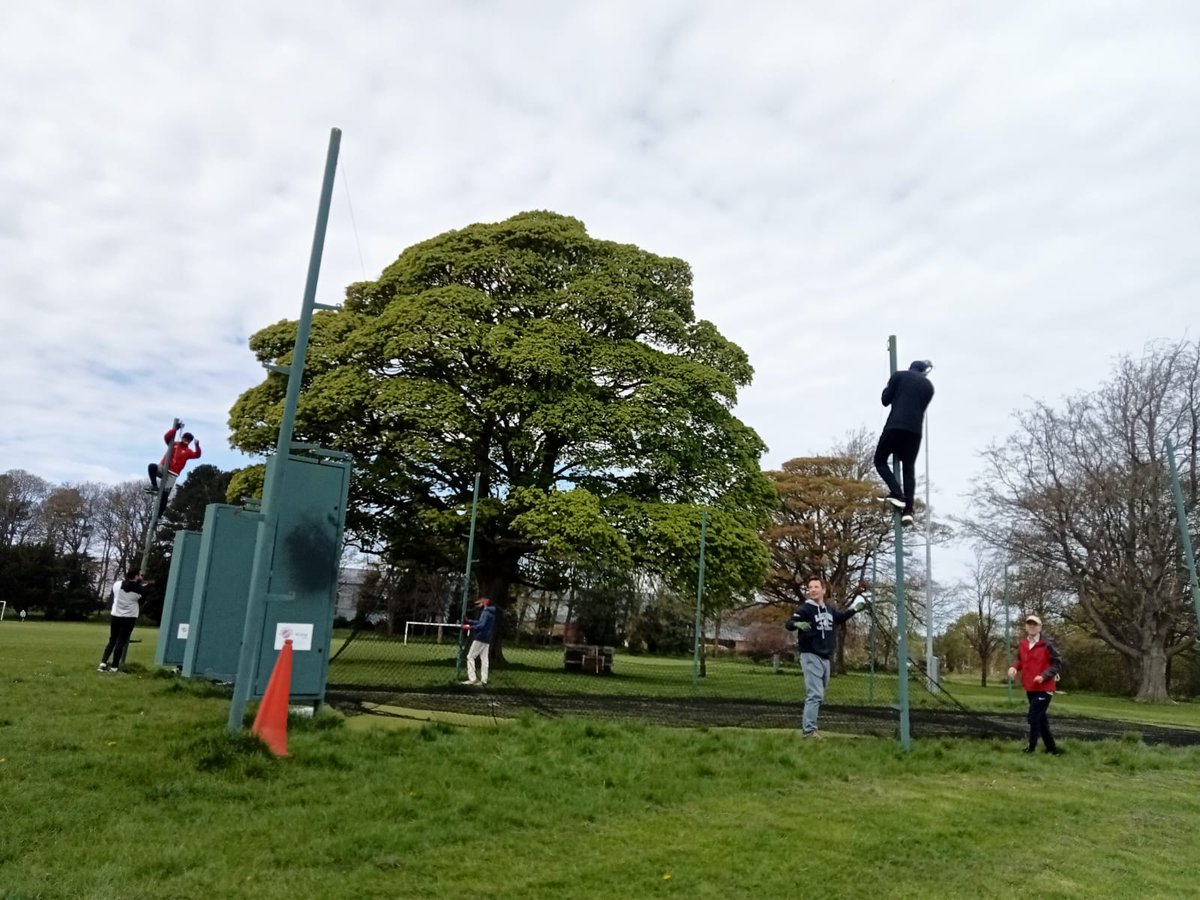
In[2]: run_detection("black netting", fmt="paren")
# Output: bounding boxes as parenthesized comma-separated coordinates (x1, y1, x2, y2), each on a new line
(326, 629, 1200, 746)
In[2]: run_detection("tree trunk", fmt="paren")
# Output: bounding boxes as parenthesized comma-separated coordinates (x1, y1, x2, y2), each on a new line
(476, 551, 521, 666)
(1133, 643, 1171, 702)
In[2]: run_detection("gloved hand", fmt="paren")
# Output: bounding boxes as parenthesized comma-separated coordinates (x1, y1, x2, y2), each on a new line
(850, 597, 870, 612)
(795, 621, 813, 632)
(173, 418, 183, 429)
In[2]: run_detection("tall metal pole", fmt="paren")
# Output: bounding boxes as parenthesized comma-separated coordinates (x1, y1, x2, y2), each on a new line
(228, 128, 342, 732)
(1004, 562, 1013, 704)
(692, 509, 707, 686)
(924, 412, 937, 691)
(888, 336, 911, 750)
(1165, 438, 1200, 634)
(454, 472, 482, 680)
(140, 430, 177, 573)
(869, 547, 877, 703)
(139, 491, 161, 573)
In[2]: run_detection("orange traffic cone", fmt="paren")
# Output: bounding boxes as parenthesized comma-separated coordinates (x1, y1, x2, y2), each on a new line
(252, 638, 293, 756)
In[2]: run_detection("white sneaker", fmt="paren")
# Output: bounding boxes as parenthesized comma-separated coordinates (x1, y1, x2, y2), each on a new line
(878, 495, 905, 510)
(461, 679, 477, 685)
(97, 663, 108, 672)
(109, 667, 119, 674)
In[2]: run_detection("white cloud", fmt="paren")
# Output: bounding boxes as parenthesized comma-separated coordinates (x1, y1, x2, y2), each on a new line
(1, 0, 1198, 591)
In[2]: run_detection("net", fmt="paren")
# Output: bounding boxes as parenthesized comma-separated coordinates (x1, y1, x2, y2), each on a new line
(326, 626, 1200, 745)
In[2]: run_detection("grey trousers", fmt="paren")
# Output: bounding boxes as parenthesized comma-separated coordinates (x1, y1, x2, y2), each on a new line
(801, 652, 831, 735)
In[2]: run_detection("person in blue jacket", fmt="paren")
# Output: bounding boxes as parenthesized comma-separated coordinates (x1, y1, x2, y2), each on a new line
(461, 597, 497, 685)
(786, 576, 869, 738)
(874, 359, 935, 526)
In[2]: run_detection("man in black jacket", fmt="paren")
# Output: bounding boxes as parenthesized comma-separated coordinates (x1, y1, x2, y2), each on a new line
(874, 360, 934, 526)
(785, 576, 868, 738)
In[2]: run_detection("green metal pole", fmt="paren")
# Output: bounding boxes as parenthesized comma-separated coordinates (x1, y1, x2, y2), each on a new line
(1165, 438, 1200, 635)
(692, 509, 707, 686)
(869, 548, 877, 702)
(888, 335, 911, 750)
(140, 422, 181, 572)
(228, 128, 341, 732)
(139, 490, 161, 574)
(454, 472, 482, 680)
(1004, 562, 1013, 705)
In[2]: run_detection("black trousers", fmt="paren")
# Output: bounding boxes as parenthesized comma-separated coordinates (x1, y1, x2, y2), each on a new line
(147, 464, 176, 516)
(1026, 690, 1057, 751)
(102, 615, 137, 668)
(874, 429, 922, 512)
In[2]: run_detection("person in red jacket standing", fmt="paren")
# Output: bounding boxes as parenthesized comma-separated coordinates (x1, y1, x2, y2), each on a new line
(1007, 614, 1063, 755)
(147, 418, 201, 516)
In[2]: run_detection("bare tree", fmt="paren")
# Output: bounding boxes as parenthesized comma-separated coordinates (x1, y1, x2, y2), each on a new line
(41, 486, 92, 556)
(968, 339, 1199, 701)
(0, 470, 50, 547)
(949, 545, 1007, 686)
(97, 482, 154, 585)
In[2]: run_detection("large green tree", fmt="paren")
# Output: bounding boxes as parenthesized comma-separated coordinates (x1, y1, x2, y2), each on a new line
(229, 212, 773, 657)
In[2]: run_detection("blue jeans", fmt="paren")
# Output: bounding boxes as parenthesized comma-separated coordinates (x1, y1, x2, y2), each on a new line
(801, 653, 830, 735)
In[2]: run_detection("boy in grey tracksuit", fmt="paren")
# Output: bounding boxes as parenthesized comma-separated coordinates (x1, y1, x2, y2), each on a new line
(786, 576, 868, 737)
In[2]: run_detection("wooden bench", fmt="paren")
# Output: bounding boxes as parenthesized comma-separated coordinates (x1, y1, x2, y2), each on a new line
(563, 643, 614, 675)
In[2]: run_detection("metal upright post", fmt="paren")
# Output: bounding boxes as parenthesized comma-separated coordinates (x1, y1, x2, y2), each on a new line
(1004, 562, 1013, 704)
(228, 128, 342, 732)
(1165, 438, 1200, 635)
(869, 548, 877, 703)
(924, 412, 938, 691)
(692, 509, 707, 686)
(139, 495, 160, 574)
(454, 472, 482, 680)
(888, 335, 911, 750)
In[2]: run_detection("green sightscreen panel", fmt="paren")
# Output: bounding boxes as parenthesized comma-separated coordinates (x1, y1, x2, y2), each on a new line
(182, 504, 260, 681)
(154, 530, 202, 667)
(252, 452, 351, 701)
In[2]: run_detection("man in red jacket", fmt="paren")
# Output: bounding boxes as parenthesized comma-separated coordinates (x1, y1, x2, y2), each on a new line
(1007, 614, 1063, 755)
(147, 418, 201, 516)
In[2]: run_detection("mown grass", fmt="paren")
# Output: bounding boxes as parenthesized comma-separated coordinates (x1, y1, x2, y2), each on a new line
(3, 622, 1200, 899)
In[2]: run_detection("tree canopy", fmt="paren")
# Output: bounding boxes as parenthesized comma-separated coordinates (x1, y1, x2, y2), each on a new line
(228, 212, 773, 641)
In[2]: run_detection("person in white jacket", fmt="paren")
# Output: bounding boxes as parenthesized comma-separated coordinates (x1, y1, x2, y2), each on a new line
(98, 570, 149, 673)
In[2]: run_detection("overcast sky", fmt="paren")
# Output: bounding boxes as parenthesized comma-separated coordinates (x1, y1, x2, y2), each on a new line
(2, 1, 1197, 585)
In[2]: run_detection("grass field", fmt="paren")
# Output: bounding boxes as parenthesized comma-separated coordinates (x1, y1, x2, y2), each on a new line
(3, 621, 1200, 899)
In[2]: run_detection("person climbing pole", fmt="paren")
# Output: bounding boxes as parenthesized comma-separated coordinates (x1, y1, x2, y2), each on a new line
(147, 418, 201, 516)
(873, 360, 934, 526)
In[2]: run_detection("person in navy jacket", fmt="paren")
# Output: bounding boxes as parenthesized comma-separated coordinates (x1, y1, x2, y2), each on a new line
(785, 576, 868, 738)
(1007, 614, 1063, 754)
(873, 360, 934, 526)
(461, 597, 497, 686)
